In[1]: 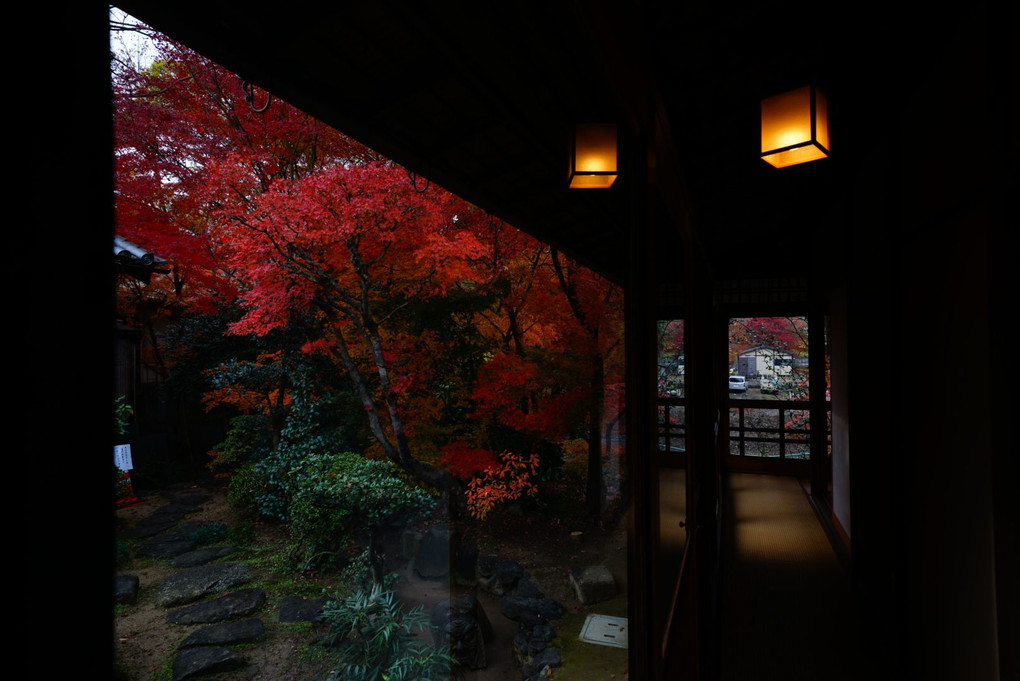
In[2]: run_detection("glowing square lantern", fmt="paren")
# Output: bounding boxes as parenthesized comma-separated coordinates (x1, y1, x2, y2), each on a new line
(568, 123, 617, 188)
(760, 85, 829, 168)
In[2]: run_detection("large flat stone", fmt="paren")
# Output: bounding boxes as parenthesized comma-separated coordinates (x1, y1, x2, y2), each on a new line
(166, 587, 266, 624)
(156, 562, 255, 608)
(172, 646, 245, 681)
(178, 618, 265, 648)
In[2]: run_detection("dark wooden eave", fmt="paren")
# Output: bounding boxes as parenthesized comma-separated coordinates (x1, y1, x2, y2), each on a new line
(110, 2, 940, 293)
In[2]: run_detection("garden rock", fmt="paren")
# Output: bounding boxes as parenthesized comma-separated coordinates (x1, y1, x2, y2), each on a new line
(431, 595, 490, 670)
(476, 552, 500, 578)
(526, 665, 557, 681)
(521, 647, 562, 678)
(568, 565, 617, 605)
(414, 524, 453, 579)
(149, 500, 203, 522)
(514, 575, 544, 599)
(172, 645, 245, 681)
(137, 538, 197, 560)
(178, 618, 265, 648)
(122, 491, 207, 540)
(115, 574, 139, 604)
(498, 595, 565, 628)
(278, 596, 328, 623)
(513, 624, 557, 655)
(120, 514, 181, 539)
(155, 562, 256, 608)
(431, 594, 494, 641)
(401, 528, 423, 560)
(454, 540, 479, 584)
(166, 587, 267, 624)
(483, 558, 524, 595)
(170, 546, 237, 568)
(514, 631, 547, 655)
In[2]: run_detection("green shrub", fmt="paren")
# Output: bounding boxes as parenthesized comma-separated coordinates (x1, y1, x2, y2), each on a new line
(114, 395, 133, 436)
(208, 413, 272, 478)
(286, 452, 437, 581)
(227, 462, 271, 510)
(249, 388, 364, 521)
(336, 547, 399, 592)
(287, 490, 352, 566)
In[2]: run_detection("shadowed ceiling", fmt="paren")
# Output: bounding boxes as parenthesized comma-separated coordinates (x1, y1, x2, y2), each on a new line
(112, 2, 929, 292)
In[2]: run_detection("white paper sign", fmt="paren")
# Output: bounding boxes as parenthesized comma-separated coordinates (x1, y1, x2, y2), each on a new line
(114, 444, 134, 471)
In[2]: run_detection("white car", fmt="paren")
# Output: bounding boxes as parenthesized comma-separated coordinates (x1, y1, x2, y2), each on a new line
(728, 375, 747, 392)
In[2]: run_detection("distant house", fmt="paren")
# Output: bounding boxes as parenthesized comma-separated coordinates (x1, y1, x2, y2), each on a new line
(114, 236, 170, 400)
(657, 354, 685, 397)
(115, 235, 169, 284)
(658, 354, 684, 378)
(114, 236, 181, 486)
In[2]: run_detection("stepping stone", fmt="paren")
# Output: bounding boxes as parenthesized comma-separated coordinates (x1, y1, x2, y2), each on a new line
(156, 562, 255, 608)
(278, 596, 328, 623)
(178, 618, 265, 648)
(120, 516, 180, 540)
(166, 587, 266, 624)
(137, 539, 196, 560)
(170, 546, 237, 568)
(114, 574, 139, 604)
(172, 646, 245, 681)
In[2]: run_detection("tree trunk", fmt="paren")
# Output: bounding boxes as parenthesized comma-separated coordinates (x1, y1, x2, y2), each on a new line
(368, 528, 385, 586)
(585, 359, 605, 517)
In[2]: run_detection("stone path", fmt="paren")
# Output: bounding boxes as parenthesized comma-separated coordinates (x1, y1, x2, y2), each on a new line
(115, 485, 329, 681)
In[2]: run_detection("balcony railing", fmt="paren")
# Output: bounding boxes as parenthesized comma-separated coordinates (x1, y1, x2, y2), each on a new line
(726, 398, 829, 459)
(656, 395, 831, 463)
(657, 397, 687, 458)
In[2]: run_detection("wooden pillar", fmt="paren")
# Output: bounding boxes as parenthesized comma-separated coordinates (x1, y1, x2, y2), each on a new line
(624, 126, 659, 680)
(689, 254, 721, 680)
(808, 303, 829, 501)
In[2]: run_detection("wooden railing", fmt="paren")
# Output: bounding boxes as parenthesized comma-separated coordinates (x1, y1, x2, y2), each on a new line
(725, 397, 829, 460)
(657, 397, 687, 458)
(655, 395, 831, 462)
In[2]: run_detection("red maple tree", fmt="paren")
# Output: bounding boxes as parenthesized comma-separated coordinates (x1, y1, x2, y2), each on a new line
(113, 28, 625, 511)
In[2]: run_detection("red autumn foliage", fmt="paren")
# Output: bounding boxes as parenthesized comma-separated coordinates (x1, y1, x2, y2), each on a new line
(438, 442, 499, 480)
(112, 26, 625, 508)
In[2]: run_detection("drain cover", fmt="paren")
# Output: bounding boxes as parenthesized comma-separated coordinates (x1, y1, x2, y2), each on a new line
(579, 614, 628, 649)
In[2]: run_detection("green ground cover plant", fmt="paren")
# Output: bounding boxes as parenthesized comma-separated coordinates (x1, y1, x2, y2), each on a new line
(317, 584, 459, 681)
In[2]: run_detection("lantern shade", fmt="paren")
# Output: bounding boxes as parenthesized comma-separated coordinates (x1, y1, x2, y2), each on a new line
(569, 123, 617, 188)
(761, 86, 829, 168)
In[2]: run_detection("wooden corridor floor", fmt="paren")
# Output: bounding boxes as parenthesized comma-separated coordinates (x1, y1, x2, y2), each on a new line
(716, 472, 862, 681)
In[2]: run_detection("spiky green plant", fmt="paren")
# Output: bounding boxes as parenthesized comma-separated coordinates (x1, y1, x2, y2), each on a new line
(318, 584, 459, 681)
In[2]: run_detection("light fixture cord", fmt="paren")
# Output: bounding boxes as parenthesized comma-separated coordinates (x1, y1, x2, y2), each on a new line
(241, 80, 272, 113)
(408, 171, 430, 193)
